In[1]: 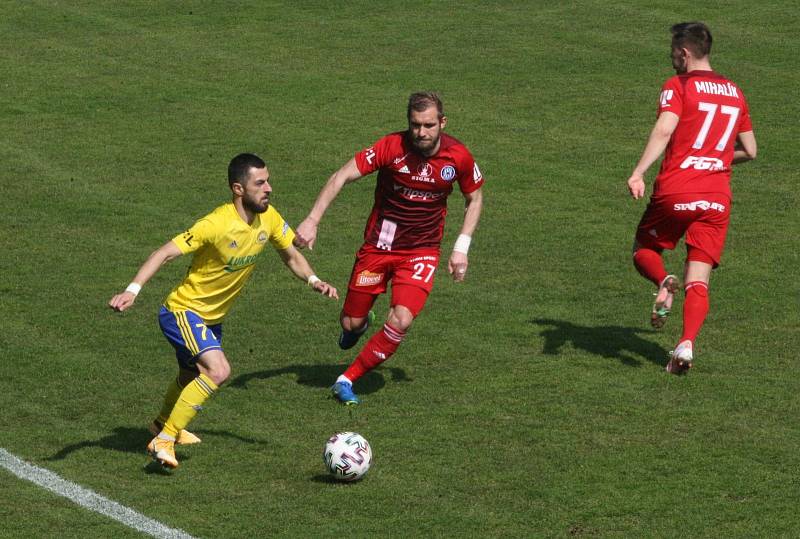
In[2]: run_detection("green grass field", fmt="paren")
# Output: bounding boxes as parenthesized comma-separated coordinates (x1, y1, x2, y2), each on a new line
(1, 1, 798, 537)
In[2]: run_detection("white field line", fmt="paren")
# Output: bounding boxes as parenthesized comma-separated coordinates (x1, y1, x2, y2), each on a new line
(0, 448, 197, 539)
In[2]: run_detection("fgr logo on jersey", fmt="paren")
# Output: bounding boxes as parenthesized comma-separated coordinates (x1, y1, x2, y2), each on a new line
(680, 156, 724, 171)
(440, 165, 456, 182)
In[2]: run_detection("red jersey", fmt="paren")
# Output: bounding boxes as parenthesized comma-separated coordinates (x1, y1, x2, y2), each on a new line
(655, 70, 752, 199)
(354, 131, 484, 251)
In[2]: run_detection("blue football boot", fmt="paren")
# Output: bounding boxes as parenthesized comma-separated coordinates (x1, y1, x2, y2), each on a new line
(331, 381, 361, 405)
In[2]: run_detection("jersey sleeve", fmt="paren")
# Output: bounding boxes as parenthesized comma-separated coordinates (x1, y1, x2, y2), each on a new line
(354, 134, 397, 176)
(738, 96, 753, 132)
(657, 77, 683, 118)
(266, 208, 296, 251)
(456, 149, 484, 194)
(171, 214, 218, 255)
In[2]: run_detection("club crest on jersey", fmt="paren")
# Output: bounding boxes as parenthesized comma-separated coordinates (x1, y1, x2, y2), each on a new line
(257, 231, 268, 244)
(356, 270, 384, 287)
(440, 165, 456, 182)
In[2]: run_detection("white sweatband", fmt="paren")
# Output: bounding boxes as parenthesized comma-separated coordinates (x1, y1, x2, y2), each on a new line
(125, 282, 142, 296)
(453, 234, 472, 255)
(307, 274, 321, 287)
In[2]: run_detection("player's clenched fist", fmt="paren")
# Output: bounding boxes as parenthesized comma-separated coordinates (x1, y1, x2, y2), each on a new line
(294, 218, 318, 250)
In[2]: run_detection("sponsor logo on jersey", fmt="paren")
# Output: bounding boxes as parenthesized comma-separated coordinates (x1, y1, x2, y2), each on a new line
(393, 153, 410, 165)
(440, 165, 456, 182)
(182, 231, 194, 247)
(364, 147, 376, 165)
(473, 162, 483, 183)
(674, 200, 726, 212)
(409, 255, 437, 263)
(680, 156, 724, 171)
(660, 89, 674, 107)
(224, 254, 259, 273)
(398, 165, 410, 174)
(228, 240, 238, 249)
(393, 184, 445, 201)
(417, 162, 433, 177)
(694, 81, 739, 98)
(282, 221, 289, 236)
(257, 231, 268, 243)
(412, 174, 435, 183)
(356, 270, 384, 287)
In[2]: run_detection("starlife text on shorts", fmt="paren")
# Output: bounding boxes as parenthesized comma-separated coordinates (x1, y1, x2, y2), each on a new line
(673, 201, 726, 212)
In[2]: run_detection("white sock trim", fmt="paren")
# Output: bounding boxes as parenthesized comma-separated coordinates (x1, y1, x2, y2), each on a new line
(336, 375, 352, 385)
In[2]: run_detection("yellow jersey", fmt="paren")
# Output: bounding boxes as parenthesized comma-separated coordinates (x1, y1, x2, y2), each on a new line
(164, 202, 295, 323)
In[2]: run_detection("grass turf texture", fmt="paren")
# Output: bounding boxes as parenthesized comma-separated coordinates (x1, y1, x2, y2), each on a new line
(1, 1, 799, 537)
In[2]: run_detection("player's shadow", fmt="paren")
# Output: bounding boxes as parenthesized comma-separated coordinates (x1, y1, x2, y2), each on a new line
(46, 426, 267, 462)
(229, 363, 410, 396)
(530, 318, 668, 367)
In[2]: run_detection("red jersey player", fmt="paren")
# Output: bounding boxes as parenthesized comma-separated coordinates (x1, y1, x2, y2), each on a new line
(627, 22, 757, 374)
(295, 92, 484, 404)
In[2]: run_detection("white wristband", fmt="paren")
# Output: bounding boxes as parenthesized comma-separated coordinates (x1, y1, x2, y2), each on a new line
(453, 234, 472, 255)
(125, 282, 142, 296)
(307, 274, 321, 287)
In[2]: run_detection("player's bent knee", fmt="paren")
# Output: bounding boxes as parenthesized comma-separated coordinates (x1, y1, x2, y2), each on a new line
(387, 306, 415, 332)
(196, 350, 231, 385)
(340, 314, 368, 332)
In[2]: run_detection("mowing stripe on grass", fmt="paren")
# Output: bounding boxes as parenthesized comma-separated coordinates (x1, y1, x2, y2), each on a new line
(0, 448, 197, 539)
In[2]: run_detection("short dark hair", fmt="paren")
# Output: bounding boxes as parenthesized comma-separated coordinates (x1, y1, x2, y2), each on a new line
(407, 92, 443, 120)
(671, 22, 712, 58)
(228, 153, 265, 187)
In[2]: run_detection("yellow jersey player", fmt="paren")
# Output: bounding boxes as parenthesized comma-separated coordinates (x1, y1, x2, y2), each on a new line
(109, 153, 338, 469)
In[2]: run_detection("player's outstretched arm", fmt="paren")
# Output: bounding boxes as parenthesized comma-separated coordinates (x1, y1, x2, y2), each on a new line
(732, 131, 757, 165)
(448, 187, 483, 282)
(627, 111, 680, 199)
(108, 241, 183, 312)
(295, 158, 362, 250)
(276, 245, 339, 299)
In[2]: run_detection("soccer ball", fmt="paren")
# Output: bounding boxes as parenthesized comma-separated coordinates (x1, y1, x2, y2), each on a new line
(323, 432, 372, 482)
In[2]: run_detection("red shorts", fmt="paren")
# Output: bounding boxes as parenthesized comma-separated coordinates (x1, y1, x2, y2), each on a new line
(343, 245, 441, 318)
(635, 193, 730, 267)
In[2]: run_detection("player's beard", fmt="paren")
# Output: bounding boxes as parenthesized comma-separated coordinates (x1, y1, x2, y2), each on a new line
(411, 133, 440, 155)
(243, 193, 269, 214)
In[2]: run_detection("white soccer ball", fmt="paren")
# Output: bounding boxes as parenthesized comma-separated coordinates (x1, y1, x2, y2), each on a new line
(323, 431, 373, 482)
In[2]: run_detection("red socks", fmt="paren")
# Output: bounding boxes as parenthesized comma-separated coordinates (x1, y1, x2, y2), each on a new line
(343, 323, 406, 382)
(633, 248, 667, 287)
(680, 281, 709, 343)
